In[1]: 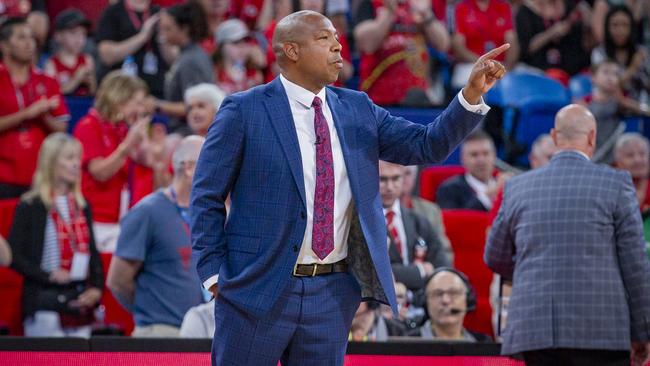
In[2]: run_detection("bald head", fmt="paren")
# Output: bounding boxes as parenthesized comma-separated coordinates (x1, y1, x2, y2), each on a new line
(551, 104, 597, 158)
(272, 10, 327, 67)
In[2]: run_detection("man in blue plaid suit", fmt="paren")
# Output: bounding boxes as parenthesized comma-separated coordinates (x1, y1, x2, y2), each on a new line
(486, 104, 650, 366)
(191, 10, 509, 366)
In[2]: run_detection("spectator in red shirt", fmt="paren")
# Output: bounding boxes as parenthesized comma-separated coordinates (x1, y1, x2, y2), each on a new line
(354, 0, 450, 106)
(451, 0, 518, 89)
(213, 18, 266, 95)
(0, 17, 69, 199)
(73, 71, 151, 253)
(44, 9, 97, 96)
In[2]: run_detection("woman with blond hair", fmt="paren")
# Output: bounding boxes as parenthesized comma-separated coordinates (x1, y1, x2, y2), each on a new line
(9, 132, 103, 337)
(73, 71, 164, 253)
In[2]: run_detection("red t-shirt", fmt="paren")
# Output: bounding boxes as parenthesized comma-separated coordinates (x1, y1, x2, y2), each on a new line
(454, 0, 512, 61)
(73, 109, 129, 223)
(359, 0, 431, 105)
(0, 64, 69, 186)
(50, 54, 92, 96)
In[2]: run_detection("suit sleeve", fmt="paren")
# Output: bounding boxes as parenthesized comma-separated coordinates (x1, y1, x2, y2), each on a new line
(436, 181, 460, 209)
(391, 262, 425, 290)
(190, 96, 245, 283)
(370, 94, 484, 165)
(8, 201, 51, 285)
(484, 182, 516, 280)
(613, 172, 650, 342)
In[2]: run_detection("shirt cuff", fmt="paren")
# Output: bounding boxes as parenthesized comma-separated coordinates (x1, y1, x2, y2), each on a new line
(457, 90, 490, 115)
(203, 274, 218, 290)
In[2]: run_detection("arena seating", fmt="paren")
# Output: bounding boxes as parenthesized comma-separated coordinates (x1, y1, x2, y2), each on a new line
(418, 165, 465, 202)
(441, 209, 494, 338)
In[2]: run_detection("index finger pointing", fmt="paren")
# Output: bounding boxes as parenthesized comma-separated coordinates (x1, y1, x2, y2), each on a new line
(478, 43, 511, 62)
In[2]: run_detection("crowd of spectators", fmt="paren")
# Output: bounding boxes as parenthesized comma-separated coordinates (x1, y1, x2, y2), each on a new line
(0, 0, 649, 344)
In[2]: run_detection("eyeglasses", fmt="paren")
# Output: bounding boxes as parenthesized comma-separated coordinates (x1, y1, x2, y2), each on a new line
(428, 288, 465, 300)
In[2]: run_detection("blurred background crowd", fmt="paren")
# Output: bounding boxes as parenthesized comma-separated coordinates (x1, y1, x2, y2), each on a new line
(0, 0, 650, 343)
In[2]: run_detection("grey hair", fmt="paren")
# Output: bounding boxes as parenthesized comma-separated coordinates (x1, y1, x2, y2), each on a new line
(172, 135, 206, 176)
(614, 132, 650, 157)
(184, 83, 226, 111)
(530, 133, 553, 157)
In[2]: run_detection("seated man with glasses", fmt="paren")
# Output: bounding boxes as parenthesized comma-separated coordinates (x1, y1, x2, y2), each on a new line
(415, 268, 491, 341)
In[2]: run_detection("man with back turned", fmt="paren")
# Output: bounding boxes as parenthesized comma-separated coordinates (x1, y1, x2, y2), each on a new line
(191, 9, 508, 366)
(486, 104, 650, 366)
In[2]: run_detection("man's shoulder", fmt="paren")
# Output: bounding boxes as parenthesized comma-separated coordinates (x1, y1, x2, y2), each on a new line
(127, 191, 169, 217)
(508, 159, 626, 189)
(439, 174, 467, 189)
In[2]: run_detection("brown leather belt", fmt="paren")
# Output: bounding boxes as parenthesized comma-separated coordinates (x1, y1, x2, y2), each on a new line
(292, 260, 348, 277)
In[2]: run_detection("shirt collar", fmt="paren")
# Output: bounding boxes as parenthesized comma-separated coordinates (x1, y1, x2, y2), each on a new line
(280, 74, 327, 109)
(465, 173, 490, 192)
(382, 200, 402, 217)
(555, 149, 590, 161)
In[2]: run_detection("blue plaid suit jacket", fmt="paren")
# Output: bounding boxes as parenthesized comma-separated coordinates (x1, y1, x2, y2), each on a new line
(190, 77, 483, 318)
(486, 151, 650, 354)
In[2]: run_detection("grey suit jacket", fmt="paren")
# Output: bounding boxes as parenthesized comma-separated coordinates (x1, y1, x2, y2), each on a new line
(389, 205, 451, 290)
(485, 151, 650, 355)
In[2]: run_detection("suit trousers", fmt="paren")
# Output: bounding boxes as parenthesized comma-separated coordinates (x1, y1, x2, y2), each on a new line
(523, 348, 630, 366)
(212, 271, 362, 366)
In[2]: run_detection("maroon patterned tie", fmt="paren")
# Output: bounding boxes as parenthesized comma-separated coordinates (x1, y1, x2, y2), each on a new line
(311, 96, 335, 260)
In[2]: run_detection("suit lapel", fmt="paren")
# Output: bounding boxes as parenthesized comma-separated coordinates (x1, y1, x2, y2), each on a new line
(263, 78, 306, 208)
(327, 88, 359, 200)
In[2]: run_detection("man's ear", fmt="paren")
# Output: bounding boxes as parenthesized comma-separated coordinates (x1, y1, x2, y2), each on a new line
(588, 129, 597, 149)
(550, 128, 558, 146)
(283, 42, 299, 62)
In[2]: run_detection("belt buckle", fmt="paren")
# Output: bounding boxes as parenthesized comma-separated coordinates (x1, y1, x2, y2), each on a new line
(292, 263, 319, 277)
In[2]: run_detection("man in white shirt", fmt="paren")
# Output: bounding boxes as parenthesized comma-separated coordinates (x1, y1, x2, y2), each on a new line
(380, 161, 451, 290)
(437, 130, 509, 211)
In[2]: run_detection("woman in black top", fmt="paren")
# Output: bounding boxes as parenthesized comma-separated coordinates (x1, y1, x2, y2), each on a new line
(516, 0, 591, 76)
(592, 5, 650, 101)
(9, 133, 103, 337)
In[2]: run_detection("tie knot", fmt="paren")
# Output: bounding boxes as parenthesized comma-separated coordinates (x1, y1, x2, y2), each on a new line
(312, 96, 322, 109)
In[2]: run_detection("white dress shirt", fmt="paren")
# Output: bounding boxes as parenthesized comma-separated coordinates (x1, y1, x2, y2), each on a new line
(202, 79, 490, 290)
(281, 75, 355, 265)
(382, 200, 408, 266)
(465, 173, 495, 210)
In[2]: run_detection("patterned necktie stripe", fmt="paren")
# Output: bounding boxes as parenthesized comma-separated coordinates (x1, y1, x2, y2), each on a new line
(311, 96, 335, 260)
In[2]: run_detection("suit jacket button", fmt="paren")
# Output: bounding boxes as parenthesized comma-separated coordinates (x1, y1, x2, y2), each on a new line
(300, 211, 306, 219)
(293, 245, 299, 253)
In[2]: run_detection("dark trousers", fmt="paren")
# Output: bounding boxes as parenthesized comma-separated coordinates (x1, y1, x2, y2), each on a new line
(523, 348, 630, 366)
(212, 271, 362, 366)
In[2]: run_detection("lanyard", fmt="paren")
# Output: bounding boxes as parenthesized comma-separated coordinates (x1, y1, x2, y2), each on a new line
(124, 1, 153, 51)
(9, 68, 36, 110)
(169, 187, 191, 234)
(124, 0, 149, 31)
